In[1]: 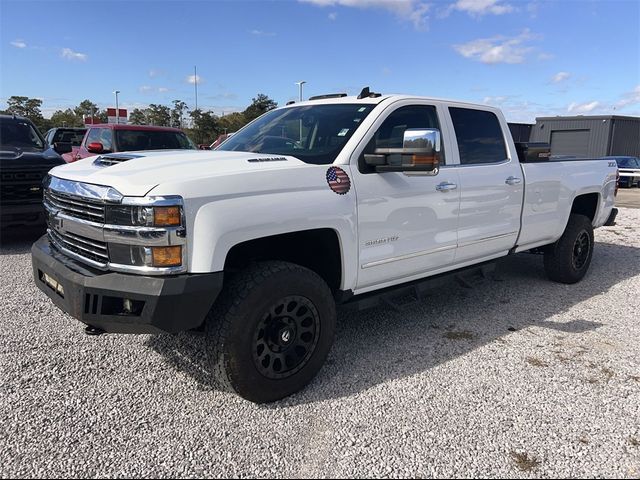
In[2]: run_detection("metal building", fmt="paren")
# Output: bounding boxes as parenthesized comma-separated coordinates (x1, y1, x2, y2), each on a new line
(530, 115, 640, 157)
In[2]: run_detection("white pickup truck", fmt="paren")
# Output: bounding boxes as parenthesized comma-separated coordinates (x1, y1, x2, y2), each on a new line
(32, 88, 618, 402)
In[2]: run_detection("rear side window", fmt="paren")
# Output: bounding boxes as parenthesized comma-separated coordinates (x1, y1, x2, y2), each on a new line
(449, 107, 507, 165)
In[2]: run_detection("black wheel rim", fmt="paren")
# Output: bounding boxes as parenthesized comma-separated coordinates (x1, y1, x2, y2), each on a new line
(252, 295, 320, 380)
(572, 230, 590, 270)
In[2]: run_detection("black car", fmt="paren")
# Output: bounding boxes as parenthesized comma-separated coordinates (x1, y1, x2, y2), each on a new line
(0, 115, 66, 229)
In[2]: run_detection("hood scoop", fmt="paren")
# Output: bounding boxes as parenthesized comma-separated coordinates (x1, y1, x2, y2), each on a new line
(93, 153, 144, 167)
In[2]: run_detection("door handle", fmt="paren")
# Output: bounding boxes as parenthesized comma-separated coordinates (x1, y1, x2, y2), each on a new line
(436, 182, 458, 192)
(505, 176, 522, 185)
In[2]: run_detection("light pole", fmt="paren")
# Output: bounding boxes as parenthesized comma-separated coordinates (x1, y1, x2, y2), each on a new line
(113, 90, 120, 124)
(295, 80, 306, 102)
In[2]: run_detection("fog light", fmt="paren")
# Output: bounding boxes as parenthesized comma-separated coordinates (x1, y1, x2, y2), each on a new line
(151, 246, 182, 267)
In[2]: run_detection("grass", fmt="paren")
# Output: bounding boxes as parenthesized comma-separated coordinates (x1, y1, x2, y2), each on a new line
(510, 451, 540, 471)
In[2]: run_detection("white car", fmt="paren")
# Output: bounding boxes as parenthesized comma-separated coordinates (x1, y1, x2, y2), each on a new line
(33, 89, 618, 402)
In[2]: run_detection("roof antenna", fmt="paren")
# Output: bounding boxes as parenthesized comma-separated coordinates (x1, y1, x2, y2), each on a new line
(357, 86, 382, 99)
(357, 87, 371, 99)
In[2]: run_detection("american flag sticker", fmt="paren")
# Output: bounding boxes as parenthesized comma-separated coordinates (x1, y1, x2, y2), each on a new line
(326, 167, 351, 195)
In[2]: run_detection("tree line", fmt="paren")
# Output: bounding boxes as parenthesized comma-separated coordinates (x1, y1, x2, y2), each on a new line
(1, 94, 278, 144)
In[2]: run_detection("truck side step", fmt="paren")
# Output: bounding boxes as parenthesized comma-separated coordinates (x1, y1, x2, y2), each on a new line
(342, 261, 498, 312)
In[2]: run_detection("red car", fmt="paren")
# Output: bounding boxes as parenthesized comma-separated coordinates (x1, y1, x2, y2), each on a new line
(70, 124, 196, 162)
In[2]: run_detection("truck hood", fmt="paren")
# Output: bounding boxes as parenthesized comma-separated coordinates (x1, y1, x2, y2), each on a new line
(47, 150, 309, 196)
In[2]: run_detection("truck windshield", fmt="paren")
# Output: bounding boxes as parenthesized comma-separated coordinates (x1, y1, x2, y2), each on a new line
(218, 104, 375, 165)
(615, 157, 639, 168)
(115, 130, 196, 152)
(0, 118, 45, 151)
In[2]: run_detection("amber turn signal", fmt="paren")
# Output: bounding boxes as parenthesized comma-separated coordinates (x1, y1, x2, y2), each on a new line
(411, 154, 438, 166)
(151, 246, 182, 267)
(153, 206, 181, 226)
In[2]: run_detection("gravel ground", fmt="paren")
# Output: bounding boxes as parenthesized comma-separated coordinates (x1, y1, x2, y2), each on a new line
(1, 209, 639, 478)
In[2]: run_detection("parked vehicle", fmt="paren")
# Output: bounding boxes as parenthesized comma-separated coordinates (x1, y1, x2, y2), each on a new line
(0, 115, 65, 229)
(32, 89, 618, 402)
(197, 133, 236, 150)
(70, 124, 195, 161)
(43, 127, 87, 163)
(210, 132, 235, 149)
(605, 156, 640, 187)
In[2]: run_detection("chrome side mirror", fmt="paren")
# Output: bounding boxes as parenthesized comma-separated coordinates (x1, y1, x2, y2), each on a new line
(364, 128, 441, 174)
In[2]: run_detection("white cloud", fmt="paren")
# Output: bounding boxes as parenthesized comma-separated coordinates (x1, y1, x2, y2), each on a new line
(139, 86, 153, 93)
(453, 29, 542, 64)
(61, 47, 87, 61)
(551, 71, 570, 84)
(149, 69, 163, 78)
(449, 0, 513, 16)
(250, 29, 276, 36)
(299, 0, 431, 29)
(10, 40, 27, 48)
(567, 101, 600, 114)
(186, 75, 203, 84)
(328, 11, 338, 20)
(158, 87, 169, 93)
(616, 85, 640, 109)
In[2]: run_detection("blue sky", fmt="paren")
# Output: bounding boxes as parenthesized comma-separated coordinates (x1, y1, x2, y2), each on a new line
(1, 0, 639, 123)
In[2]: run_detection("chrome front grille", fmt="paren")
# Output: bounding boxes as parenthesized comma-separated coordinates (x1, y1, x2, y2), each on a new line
(48, 228, 109, 266)
(44, 189, 105, 223)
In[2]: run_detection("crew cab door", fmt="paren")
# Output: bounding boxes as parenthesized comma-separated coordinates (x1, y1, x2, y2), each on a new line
(447, 106, 524, 262)
(351, 102, 461, 292)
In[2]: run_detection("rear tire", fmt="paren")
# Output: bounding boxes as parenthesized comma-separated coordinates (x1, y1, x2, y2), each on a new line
(543, 214, 594, 284)
(205, 261, 336, 403)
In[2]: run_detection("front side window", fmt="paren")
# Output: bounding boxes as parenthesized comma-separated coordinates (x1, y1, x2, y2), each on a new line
(449, 107, 507, 165)
(218, 104, 375, 165)
(85, 128, 113, 152)
(0, 119, 45, 151)
(359, 104, 443, 173)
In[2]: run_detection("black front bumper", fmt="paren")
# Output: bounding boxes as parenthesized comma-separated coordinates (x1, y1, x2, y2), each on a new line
(1, 202, 46, 228)
(32, 235, 224, 334)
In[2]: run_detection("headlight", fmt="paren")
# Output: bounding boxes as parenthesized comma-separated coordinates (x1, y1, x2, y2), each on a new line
(105, 205, 183, 227)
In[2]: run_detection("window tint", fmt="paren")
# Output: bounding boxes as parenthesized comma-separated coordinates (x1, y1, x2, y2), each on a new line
(86, 128, 113, 151)
(449, 107, 507, 165)
(0, 118, 45, 150)
(359, 105, 442, 173)
(115, 130, 195, 151)
(53, 129, 86, 146)
(374, 105, 441, 149)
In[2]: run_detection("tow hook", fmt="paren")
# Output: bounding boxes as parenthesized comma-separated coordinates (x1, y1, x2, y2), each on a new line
(84, 325, 105, 336)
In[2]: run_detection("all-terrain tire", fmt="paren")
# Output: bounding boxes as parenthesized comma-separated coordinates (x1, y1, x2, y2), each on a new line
(205, 261, 336, 403)
(543, 214, 594, 284)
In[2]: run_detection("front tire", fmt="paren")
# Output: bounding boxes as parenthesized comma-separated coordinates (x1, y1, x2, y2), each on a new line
(205, 261, 336, 403)
(543, 214, 594, 284)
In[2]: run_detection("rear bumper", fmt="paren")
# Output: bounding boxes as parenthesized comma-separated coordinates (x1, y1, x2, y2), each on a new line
(31, 235, 223, 334)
